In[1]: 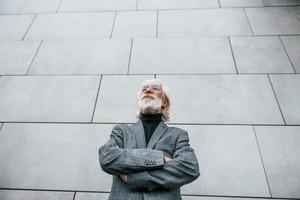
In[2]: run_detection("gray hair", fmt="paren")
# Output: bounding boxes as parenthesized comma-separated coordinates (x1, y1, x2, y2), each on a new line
(136, 79, 171, 122)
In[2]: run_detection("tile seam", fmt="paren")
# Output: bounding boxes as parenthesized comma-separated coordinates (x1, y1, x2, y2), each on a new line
(278, 36, 297, 73)
(17, 0, 30, 14)
(252, 126, 273, 197)
(90, 75, 103, 123)
(21, 14, 37, 41)
(25, 40, 43, 75)
(110, 11, 117, 39)
(243, 8, 255, 36)
(227, 36, 239, 74)
(127, 39, 133, 74)
(56, 0, 64, 13)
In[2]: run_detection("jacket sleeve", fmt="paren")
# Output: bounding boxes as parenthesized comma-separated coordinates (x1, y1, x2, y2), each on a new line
(126, 130, 200, 191)
(98, 124, 165, 175)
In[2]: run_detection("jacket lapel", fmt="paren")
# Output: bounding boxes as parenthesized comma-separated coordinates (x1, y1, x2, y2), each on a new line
(134, 120, 146, 149)
(147, 121, 168, 149)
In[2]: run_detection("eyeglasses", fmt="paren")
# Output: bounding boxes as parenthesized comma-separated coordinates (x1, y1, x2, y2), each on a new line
(141, 84, 160, 92)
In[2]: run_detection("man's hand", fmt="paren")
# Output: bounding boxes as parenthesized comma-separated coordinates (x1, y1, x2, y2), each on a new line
(164, 156, 172, 162)
(120, 174, 128, 182)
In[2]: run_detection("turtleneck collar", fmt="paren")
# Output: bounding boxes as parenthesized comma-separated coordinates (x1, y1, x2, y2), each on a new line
(140, 113, 163, 123)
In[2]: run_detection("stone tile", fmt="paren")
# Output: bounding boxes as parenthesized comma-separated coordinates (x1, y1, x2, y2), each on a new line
(0, 0, 27, 14)
(0, 14, 34, 40)
(0, 76, 100, 122)
(158, 9, 252, 37)
(112, 11, 157, 38)
(183, 197, 280, 200)
(93, 75, 153, 123)
(230, 36, 293, 73)
(269, 75, 300, 125)
(255, 126, 300, 198)
(59, 0, 136, 12)
(0, 41, 40, 75)
(220, 0, 263, 7)
(20, 0, 62, 13)
(75, 192, 109, 200)
(262, 0, 300, 6)
(29, 39, 131, 74)
(0, 123, 113, 190)
(130, 38, 236, 74)
(0, 190, 74, 200)
(281, 36, 300, 73)
(157, 75, 283, 124)
(245, 7, 300, 35)
(25, 13, 114, 40)
(176, 125, 270, 196)
(138, 0, 219, 10)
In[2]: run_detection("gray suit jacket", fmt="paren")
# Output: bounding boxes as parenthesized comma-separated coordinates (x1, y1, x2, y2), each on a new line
(98, 120, 200, 200)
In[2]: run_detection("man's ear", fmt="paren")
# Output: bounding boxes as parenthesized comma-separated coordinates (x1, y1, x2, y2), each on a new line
(161, 96, 169, 108)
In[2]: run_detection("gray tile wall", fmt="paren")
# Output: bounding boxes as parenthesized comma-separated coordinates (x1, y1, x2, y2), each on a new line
(0, 0, 299, 199)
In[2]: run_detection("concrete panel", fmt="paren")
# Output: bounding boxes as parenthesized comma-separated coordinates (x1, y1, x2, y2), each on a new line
(25, 13, 114, 40)
(112, 11, 157, 38)
(281, 36, 300, 73)
(0, 41, 40, 75)
(29, 39, 131, 74)
(176, 125, 270, 197)
(183, 197, 281, 200)
(75, 192, 109, 200)
(0, 123, 113, 191)
(0, 14, 34, 40)
(0, 76, 100, 122)
(245, 7, 300, 35)
(269, 75, 300, 125)
(59, 0, 136, 12)
(157, 75, 283, 124)
(93, 75, 154, 123)
(158, 9, 252, 37)
(138, 0, 219, 10)
(0, 190, 73, 200)
(0, 0, 27, 14)
(130, 38, 236, 74)
(261, 0, 300, 6)
(230, 36, 293, 73)
(220, 0, 263, 7)
(20, 0, 62, 13)
(255, 126, 300, 198)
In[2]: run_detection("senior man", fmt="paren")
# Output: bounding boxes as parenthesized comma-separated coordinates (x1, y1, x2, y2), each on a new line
(98, 79, 200, 200)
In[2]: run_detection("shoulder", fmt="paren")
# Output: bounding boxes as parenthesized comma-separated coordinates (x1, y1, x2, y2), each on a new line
(167, 126, 189, 139)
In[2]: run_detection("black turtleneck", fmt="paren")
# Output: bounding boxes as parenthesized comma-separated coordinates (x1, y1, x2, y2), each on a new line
(140, 113, 163, 146)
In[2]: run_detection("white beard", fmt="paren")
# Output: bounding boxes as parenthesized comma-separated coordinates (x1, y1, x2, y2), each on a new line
(138, 97, 162, 114)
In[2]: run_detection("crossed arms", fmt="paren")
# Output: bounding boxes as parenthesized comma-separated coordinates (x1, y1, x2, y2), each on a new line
(98, 125, 200, 191)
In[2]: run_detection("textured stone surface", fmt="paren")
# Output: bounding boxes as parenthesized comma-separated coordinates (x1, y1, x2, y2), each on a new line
(93, 75, 153, 123)
(20, 0, 62, 13)
(0, 14, 34, 40)
(269, 75, 300, 125)
(177, 125, 270, 197)
(0, 123, 113, 191)
(138, 0, 219, 10)
(0, 0, 27, 14)
(220, 0, 263, 7)
(0, 76, 100, 122)
(0, 41, 40, 75)
(0, 190, 74, 200)
(281, 36, 300, 73)
(29, 39, 131, 74)
(157, 75, 283, 124)
(255, 126, 300, 198)
(75, 192, 109, 200)
(158, 9, 252, 37)
(25, 13, 115, 40)
(230, 36, 293, 73)
(245, 7, 300, 35)
(112, 11, 157, 38)
(130, 38, 236, 74)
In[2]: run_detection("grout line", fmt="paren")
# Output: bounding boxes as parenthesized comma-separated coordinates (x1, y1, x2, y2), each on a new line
(243, 7, 255, 36)
(110, 11, 117, 39)
(156, 10, 159, 38)
(279, 36, 297, 73)
(127, 39, 133, 74)
(267, 74, 287, 125)
(252, 126, 273, 197)
(154, 74, 157, 78)
(227, 36, 239, 74)
(91, 75, 103, 123)
(21, 14, 37, 41)
(17, 0, 30, 14)
(25, 40, 43, 75)
(217, 0, 221, 8)
(72, 192, 76, 200)
(56, 0, 64, 13)
(136, 0, 139, 10)
(0, 123, 3, 131)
